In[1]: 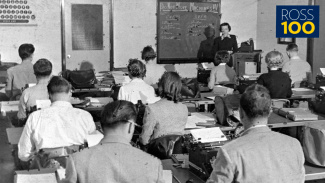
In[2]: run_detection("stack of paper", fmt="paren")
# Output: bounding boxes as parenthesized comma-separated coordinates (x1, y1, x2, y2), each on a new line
(112, 71, 130, 85)
(190, 127, 227, 143)
(320, 68, 325, 75)
(186, 113, 215, 129)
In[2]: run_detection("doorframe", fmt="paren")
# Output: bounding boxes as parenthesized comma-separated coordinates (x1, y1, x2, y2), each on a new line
(60, 0, 114, 72)
(61, 0, 66, 71)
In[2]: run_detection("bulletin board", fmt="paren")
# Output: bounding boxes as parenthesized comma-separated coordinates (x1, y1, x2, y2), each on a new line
(0, 0, 37, 25)
(157, 0, 221, 64)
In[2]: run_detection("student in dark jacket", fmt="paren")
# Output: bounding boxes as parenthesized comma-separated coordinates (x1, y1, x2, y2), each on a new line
(257, 51, 292, 99)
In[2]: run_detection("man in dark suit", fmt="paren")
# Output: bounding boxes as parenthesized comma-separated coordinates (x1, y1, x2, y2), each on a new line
(207, 84, 305, 183)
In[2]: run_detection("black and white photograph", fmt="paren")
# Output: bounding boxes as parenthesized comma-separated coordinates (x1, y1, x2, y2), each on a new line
(0, 0, 324, 182)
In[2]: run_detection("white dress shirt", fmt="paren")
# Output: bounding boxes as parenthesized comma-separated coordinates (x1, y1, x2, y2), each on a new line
(18, 101, 96, 161)
(118, 78, 160, 104)
(143, 61, 166, 86)
(282, 56, 311, 85)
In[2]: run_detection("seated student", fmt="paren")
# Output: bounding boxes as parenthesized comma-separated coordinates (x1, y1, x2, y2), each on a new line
(6, 43, 37, 100)
(257, 51, 292, 99)
(17, 59, 52, 124)
(139, 72, 188, 145)
(118, 59, 159, 104)
(207, 84, 305, 183)
(63, 100, 164, 183)
(141, 46, 166, 87)
(18, 76, 96, 162)
(282, 43, 311, 87)
(208, 50, 237, 90)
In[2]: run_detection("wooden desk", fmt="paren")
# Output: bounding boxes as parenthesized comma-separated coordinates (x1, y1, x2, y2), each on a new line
(163, 159, 325, 182)
(305, 163, 325, 181)
(162, 159, 204, 183)
(267, 112, 325, 128)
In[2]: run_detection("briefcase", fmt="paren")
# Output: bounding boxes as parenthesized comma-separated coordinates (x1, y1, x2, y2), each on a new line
(62, 69, 96, 89)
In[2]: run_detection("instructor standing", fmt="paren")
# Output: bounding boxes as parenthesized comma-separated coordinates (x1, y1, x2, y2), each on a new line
(213, 22, 238, 67)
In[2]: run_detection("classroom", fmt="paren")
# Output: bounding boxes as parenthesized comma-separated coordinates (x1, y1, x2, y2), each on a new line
(0, 0, 325, 182)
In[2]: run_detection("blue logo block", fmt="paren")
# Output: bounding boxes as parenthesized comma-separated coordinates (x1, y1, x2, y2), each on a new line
(276, 6, 319, 38)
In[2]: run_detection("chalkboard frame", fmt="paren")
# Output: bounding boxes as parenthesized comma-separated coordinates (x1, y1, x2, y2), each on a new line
(157, 0, 221, 64)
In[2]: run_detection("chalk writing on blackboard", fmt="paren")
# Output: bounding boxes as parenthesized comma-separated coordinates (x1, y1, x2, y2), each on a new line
(158, 1, 221, 62)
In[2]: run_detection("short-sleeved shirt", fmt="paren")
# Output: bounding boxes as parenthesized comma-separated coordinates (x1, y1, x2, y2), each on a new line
(144, 61, 166, 86)
(5, 61, 37, 99)
(17, 82, 49, 120)
(208, 63, 237, 89)
(118, 78, 160, 104)
(282, 57, 311, 85)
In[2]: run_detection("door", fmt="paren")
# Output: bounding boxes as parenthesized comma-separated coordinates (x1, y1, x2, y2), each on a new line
(63, 0, 110, 73)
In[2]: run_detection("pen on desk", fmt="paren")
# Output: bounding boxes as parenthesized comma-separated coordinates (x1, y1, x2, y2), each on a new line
(173, 175, 181, 183)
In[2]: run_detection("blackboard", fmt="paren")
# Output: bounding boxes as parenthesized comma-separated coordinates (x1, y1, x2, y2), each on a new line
(157, 0, 221, 64)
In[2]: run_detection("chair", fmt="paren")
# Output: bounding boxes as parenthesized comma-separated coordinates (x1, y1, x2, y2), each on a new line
(146, 134, 184, 160)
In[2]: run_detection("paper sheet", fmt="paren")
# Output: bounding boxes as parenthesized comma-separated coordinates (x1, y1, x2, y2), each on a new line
(89, 97, 113, 104)
(15, 173, 57, 183)
(35, 100, 51, 109)
(86, 130, 104, 147)
(56, 168, 66, 181)
(190, 127, 227, 143)
(320, 68, 325, 75)
(163, 170, 172, 183)
(186, 113, 214, 129)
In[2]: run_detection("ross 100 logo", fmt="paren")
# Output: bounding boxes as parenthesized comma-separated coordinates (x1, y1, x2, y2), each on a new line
(276, 6, 319, 38)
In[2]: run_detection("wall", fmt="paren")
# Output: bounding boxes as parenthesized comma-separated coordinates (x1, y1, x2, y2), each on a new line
(256, 0, 308, 73)
(0, 0, 62, 75)
(310, 0, 325, 81)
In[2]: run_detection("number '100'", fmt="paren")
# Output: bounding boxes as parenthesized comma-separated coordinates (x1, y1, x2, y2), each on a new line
(281, 21, 315, 34)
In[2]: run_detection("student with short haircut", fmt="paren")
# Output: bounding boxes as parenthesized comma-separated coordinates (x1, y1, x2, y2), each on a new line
(140, 71, 188, 145)
(18, 76, 96, 162)
(207, 84, 305, 183)
(17, 59, 52, 124)
(282, 43, 311, 87)
(5, 43, 37, 100)
(63, 100, 165, 183)
(208, 50, 237, 89)
(118, 59, 160, 104)
(257, 51, 292, 99)
(142, 46, 166, 87)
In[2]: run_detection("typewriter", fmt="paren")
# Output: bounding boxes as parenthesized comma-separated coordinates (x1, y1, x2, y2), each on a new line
(183, 127, 238, 181)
